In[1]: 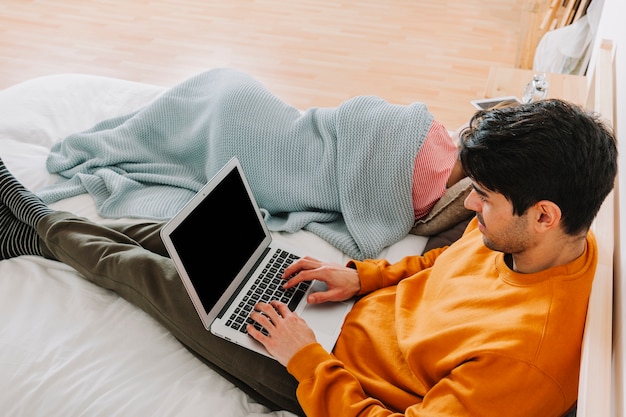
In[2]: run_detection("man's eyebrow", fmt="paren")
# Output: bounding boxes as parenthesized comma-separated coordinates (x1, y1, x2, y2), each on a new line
(472, 184, 489, 197)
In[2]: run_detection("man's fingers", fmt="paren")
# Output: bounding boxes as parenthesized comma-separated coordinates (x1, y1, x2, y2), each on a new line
(270, 300, 292, 316)
(252, 302, 288, 327)
(249, 310, 273, 330)
(282, 256, 322, 280)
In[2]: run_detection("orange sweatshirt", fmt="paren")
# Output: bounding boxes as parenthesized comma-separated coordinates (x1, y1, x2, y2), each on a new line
(287, 218, 597, 417)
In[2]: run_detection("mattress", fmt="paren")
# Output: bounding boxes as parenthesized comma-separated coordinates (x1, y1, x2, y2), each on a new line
(0, 74, 429, 416)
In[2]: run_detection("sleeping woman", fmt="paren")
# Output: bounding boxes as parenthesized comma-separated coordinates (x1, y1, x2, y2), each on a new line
(36, 68, 467, 260)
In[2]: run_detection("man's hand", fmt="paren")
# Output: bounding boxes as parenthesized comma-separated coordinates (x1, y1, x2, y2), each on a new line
(247, 301, 317, 366)
(281, 256, 361, 304)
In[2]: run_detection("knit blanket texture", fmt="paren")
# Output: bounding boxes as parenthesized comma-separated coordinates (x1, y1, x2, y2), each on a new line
(38, 68, 432, 260)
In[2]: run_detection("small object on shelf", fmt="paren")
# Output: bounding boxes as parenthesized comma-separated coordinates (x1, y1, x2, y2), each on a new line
(522, 73, 550, 103)
(470, 96, 522, 111)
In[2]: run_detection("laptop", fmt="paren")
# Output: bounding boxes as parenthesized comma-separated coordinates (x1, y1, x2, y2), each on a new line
(160, 156, 355, 359)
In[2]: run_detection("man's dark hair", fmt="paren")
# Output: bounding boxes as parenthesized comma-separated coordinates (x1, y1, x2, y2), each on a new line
(459, 99, 617, 236)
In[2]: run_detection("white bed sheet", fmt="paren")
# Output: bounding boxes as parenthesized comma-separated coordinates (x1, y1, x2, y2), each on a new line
(0, 74, 427, 417)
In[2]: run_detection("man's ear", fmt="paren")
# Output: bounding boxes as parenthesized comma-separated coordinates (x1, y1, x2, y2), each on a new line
(532, 200, 562, 231)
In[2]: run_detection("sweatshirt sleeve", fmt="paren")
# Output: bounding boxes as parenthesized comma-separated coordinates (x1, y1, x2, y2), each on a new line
(349, 217, 478, 294)
(287, 347, 569, 417)
(287, 343, 388, 416)
(348, 246, 446, 294)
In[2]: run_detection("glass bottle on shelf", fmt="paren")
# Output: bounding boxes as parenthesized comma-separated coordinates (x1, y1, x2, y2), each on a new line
(522, 73, 550, 103)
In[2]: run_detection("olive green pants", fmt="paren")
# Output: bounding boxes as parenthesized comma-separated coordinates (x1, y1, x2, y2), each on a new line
(38, 211, 302, 416)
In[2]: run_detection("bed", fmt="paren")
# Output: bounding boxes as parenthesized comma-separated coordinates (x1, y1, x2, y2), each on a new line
(0, 72, 456, 416)
(0, 43, 614, 415)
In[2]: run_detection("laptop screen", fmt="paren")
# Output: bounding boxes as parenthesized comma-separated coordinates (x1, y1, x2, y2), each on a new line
(168, 167, 266, 313)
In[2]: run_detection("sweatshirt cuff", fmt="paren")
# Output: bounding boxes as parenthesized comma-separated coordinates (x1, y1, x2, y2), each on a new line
(347, 259, 383, 295)
(287, 343, 335, 382)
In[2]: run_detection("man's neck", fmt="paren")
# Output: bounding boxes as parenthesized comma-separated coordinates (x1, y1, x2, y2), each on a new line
(510, 234, 587, 274)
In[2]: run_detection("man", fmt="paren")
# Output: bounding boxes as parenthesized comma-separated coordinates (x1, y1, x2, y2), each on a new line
(0, 99, 617, 416)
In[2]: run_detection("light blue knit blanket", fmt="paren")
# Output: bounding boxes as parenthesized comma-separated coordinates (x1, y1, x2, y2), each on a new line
(38, 68, 432, 260)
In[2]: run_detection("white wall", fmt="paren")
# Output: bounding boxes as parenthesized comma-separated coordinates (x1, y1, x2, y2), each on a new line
(592, 0, 626, 415)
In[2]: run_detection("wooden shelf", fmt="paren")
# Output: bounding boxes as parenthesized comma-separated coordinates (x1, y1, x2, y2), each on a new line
(483, 66, 587, 105)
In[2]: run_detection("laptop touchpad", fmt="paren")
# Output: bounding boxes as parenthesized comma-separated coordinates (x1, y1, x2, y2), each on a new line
(300, 301, 352, 339)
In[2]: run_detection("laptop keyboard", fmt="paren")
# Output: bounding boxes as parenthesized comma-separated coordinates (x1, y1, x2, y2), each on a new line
(225, 248, 310, 336)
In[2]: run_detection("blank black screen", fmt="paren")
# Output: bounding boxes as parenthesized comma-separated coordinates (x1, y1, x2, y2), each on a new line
(169, 168, 266, 313)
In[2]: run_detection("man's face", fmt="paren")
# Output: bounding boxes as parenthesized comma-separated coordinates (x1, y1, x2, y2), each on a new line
(464, 182, 535, 255)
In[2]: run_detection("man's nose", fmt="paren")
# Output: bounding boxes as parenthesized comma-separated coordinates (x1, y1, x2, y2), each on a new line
(464, 189, 480, 212)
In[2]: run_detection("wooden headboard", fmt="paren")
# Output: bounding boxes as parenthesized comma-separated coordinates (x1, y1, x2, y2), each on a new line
(576, 38, 616, 417)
